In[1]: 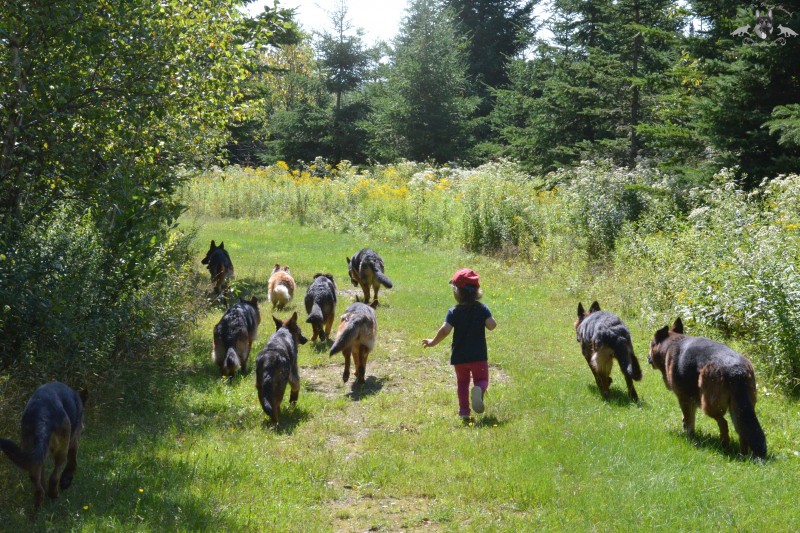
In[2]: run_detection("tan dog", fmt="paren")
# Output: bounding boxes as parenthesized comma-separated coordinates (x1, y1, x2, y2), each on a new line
(268, 264, 295, 310)
(329, 301, 379, 384)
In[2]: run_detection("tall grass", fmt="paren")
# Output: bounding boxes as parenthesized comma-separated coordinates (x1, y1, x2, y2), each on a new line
(182, 160, 800, 391)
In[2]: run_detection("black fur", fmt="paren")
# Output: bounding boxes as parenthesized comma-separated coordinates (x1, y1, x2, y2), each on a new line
(576, 301, 642, 402)
(304, 273, 337, 341)
(201, 240, 234, 296)
(0, 382, 86, 510)
(213, 296, 260, 376)
(255, 313, 307, 424)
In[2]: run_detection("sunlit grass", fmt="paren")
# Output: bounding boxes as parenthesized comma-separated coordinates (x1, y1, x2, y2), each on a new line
(0, 217, 798, 531)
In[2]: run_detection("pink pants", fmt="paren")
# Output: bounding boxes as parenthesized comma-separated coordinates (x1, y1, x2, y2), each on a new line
(454, 360, 489, 416)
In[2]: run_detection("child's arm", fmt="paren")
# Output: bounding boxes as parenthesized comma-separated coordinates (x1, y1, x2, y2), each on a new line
(486, 317, 497, 331)
(422, 322, 453, 348)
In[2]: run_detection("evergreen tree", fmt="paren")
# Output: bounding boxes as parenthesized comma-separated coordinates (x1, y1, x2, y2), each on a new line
(364, 0, 478, 163)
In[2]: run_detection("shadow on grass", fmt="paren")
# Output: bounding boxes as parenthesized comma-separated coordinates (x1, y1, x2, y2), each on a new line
(585, 384, 641, 407)
(346, 376, 384, 401)
(260, 404, 311, 435)
(310, 339, 333, 354)
(469, 414, 505, 428)
(668, 428, 770, 463)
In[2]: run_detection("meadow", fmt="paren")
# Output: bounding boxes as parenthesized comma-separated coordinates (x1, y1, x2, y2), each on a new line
(1, 209, 799, 531)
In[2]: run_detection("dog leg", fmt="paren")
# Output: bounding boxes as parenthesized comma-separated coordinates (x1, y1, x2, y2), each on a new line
(60, 434, 81, 491)
(357, 349, 369, 385)
(713, 415, 730, 451)
(343, 349, 352, 383)
(360, 282, 370, 304)
(30, 464, 45, 510)
(623, 373, 639, 403)
(48, 450, 66, 499)
(352, 346, 363, 385)
(678, 398, 697, 437)
(289, 362, 300, 404)
(373, 283, 380, 303)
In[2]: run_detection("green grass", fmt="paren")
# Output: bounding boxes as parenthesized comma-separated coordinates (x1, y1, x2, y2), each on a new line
(1, 216, 799, 531)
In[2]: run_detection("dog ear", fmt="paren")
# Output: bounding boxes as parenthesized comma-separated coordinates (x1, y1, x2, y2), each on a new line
(671, 317, 684, 334)
(654, 325, 670, 343)
(577, 302, 585, 319)
(273, 315, 283, 331)
(219, 241, 224, 249)
(589, 301, 601, 313)
(346, 257, 350, 265)
(250, 295, 258, 305)
(326, 273, 334, 281)
(287, 311, 298, 326)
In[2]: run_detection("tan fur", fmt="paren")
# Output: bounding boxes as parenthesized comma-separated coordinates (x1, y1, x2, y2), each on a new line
(268, 265, 296, 309)
(648, 318, 766, 457)
(330, 302, 378, 384)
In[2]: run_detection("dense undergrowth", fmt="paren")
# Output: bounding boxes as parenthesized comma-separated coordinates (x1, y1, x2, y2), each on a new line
(183, 159, 800, 391)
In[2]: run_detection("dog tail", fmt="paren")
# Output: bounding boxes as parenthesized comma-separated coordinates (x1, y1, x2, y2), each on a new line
(375, 270, 393, 289)
(306, 302, 323, 325)
(614, 340, 642, 381)
(0, 438, 36, 471)
(730, 374, 767, 458)
(224, 347, 241, 374)
(273, 285, 291, 302)
(329, 322, 359, 356)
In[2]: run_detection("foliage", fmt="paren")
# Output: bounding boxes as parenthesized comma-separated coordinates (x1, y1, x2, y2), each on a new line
(615, 170, 800, 390)
(364, 0, 479, 163)
(0, 1, 292, 372)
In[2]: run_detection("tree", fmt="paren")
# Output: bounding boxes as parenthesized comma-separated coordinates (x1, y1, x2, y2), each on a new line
(491, 0, 684, 171)
(0, 1, 294, 368)
(365, 0, 479, 163)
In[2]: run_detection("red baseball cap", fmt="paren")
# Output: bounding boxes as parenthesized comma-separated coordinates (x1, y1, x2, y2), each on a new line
(450, 268, 480, 289)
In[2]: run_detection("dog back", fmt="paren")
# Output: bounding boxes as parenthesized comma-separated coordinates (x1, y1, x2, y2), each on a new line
(349, 249, 392, 288)
(305, 274, 337, 322)
(330, 302, 378, 354)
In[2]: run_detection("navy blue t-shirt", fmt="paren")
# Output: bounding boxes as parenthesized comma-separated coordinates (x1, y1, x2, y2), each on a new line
(445, 302, 493, 365)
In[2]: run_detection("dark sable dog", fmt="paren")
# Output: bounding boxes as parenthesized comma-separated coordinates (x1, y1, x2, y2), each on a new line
(346, 248, 393, 304)
(305, 273, 337, 342)
(212, 296, 261, 376)
(330, 301, 378, 384)
(201, 240, 234, 296)
(255, 312, 308, 424)
(0, 382, 87, 512)
(649, 318, 766, 458)
(575, 301, 643, 402)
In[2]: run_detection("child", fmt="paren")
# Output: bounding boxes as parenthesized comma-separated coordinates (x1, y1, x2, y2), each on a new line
(422, 268, 497, 419)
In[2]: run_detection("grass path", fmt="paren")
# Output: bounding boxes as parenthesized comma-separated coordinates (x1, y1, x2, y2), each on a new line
(1, 217, 799, 531)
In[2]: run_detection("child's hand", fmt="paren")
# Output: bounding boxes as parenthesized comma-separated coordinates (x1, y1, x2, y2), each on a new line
(421, 339, 433, 348)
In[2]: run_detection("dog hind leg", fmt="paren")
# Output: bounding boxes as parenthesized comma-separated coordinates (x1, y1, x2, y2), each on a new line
(342, 348, 352, 383)
(289, 361, 300, 404)
(60, 431, 81, 491)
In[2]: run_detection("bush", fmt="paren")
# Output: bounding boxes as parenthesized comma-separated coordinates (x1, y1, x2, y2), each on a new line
(0, 203, 200, 384)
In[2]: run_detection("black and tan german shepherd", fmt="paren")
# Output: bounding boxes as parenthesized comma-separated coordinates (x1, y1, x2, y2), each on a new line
(213, 296, 261, 377)
(0, 382, 87, 512)
(330, 301, 379, 384)
(255, 312, 308, 424)
(305, 273, 337, 342)
(649, 318, 767, 458)
(346, 248, 393, 304)
(201, 240, 234, 297)
(575, 301, 643, 402)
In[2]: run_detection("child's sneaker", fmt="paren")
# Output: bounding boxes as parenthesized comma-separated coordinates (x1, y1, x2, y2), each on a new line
(471, 385, 485, 414)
